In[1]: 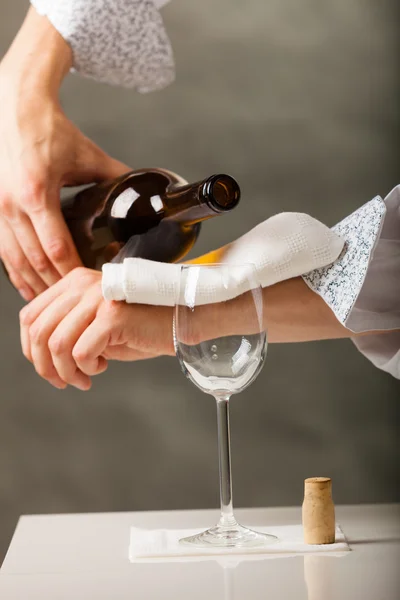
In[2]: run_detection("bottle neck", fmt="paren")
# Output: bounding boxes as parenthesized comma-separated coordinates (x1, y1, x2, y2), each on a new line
(164, 174, 240, 224)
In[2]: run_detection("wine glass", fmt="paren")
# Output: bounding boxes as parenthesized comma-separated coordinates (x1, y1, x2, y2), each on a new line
(174, 263, 277, 548)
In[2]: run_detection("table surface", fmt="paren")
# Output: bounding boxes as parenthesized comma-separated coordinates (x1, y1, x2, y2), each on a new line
(1, 504, 399, 599)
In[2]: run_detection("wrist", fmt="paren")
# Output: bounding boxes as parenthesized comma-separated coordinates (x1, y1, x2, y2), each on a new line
(1, 6, 72, 98)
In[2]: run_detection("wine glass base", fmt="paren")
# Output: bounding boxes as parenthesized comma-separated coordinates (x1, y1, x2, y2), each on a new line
(179, 523, 278, 549)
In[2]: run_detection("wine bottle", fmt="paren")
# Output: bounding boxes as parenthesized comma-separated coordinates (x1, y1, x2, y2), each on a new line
(62, 168, 241, 269)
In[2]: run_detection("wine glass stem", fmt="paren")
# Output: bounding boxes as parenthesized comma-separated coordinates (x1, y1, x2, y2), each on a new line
(215, 395, 237, 528)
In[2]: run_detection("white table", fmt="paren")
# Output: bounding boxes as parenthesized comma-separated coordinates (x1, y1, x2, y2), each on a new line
(1, 504, 399, 599)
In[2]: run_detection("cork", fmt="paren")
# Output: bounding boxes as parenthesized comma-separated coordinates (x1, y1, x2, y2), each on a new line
(302, 477, 335, 544)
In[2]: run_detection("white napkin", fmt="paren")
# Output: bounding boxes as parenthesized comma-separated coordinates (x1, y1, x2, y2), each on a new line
(103, 212, 344, 305)
(129, 524, 349, 562)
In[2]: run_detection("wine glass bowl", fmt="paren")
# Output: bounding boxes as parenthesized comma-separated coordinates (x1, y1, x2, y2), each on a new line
(176, 331, 267, 397)
(174, 264, 277, 549)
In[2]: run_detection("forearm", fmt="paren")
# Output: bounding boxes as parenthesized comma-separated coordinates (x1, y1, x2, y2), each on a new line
(263, 278, 391, 342)
(264, 277, 350, 343)
(187, 277, 349, 346)
(188, 277, 386, 347)
(1, 7, 71, 97)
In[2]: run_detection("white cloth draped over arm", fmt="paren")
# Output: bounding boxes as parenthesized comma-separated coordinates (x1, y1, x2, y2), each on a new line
(30, 0, 174, 92)
(102, 212, 345, 304)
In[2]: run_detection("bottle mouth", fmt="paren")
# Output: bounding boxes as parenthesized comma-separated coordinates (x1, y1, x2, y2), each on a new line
(203, 175, 241, 212)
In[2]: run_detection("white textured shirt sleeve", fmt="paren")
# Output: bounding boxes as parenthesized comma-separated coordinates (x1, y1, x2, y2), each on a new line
(303, 186, 400, 379)
(30, 0, 174, 92)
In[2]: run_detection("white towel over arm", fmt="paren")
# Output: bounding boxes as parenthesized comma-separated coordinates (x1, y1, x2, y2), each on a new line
(102, 212, 344, 305)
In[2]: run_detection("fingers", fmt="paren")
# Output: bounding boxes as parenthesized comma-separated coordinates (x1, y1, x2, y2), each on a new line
(0, 216, 47, 298)
(6, 268, 34, 303)
(0, 186, 77, 299)
(8, 213, 60, 287)
(29, 202, 82, 278)
(96, 156, 131, 180)
(21, 286, 96, 390)
(47, 297, 101, 389)
(79, 139, 130, 182)
(19, 275, 70, 361)
(19, 267, 104, 389)
(72, 318, 112, 375)
(29, 293, 81, 389)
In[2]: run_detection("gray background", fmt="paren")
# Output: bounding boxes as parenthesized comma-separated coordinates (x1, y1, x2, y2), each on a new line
(0, 0, 399, 563)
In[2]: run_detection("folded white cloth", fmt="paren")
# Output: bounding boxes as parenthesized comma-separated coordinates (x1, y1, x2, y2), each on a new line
(129, 524, 349, 561)
(102, 212, 344, 305)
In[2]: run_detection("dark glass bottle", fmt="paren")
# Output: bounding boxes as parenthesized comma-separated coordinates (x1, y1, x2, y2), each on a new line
(62, 168, 241, 269)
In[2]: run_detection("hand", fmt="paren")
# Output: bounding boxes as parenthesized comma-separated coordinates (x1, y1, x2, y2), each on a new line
(0, 8, 129, 301)
(19, 268, 174, 390)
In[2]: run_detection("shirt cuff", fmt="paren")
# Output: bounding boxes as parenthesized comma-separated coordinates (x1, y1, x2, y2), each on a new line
(346, 185, 400, 333)
(302, 196, 387, 328)
(302, 186, 400, 380)
(30, 0, 175, 92)
(352, 333, 400, 380)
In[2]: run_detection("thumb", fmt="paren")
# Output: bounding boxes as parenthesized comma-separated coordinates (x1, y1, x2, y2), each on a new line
(93, 152, 131, 181)
(76, 137, 131, 183)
